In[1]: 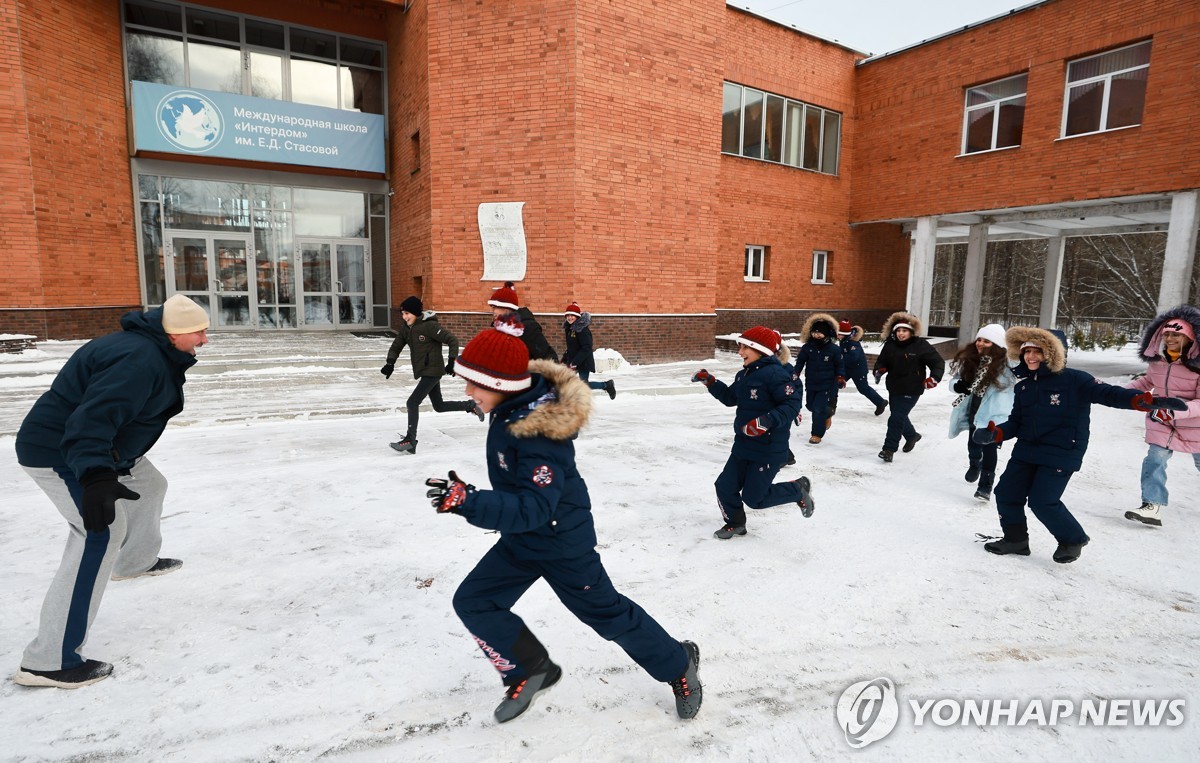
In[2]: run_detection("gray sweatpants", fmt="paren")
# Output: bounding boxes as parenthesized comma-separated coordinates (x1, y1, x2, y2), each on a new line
(21, 458, 168, 671)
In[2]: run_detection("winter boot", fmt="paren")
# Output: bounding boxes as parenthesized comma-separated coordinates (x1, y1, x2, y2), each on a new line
(466, 401, 485, 421)
(794, 476, 815, 518)
(902, 432, 923, 452)
(390, 435, 418, 454)
(973, 471, 994, 502)
(1053, 537, 1090, 564)
(808, 435, 822, 444)
(786, 449, 796, 466)
(112, 557, 182, 581)
(964, 462, 981, 483)
(14, 659, 113, 689)
(1124, 502, 1163, 527)
(494, 658, 562, 723)
(670, 641, 703, 719)
(713, 523, 747, 540)
(825, 417, 833, 431)
(984, 524, 1030, 556)
(878, 449, 894, 463)
(604, 380, 617, 400)
(874, 400, 888, 416)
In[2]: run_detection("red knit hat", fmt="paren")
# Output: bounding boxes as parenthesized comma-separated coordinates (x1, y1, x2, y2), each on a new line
(564, 302, 582, 316)
(736, 326, 782, 356)
(487, 281, 520, 311)
(455, 316, 532, 392)
(837, 320, 853, 336)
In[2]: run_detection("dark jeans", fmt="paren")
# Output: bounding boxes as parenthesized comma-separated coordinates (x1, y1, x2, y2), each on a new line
(994, 457, 1087, 544)
(882, 394, 919, 452)
(850, 374, 887, 407)
(807, 389, 834, 437)
(576, 368, 608, 392)
(714, 454, 803, 526)
(967, 425, 1000, 489)
(405, 375, 473, 436)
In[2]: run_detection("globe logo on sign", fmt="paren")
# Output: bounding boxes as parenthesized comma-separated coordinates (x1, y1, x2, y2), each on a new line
(836, 677, 899, 748)
(156, 91, 222, 152)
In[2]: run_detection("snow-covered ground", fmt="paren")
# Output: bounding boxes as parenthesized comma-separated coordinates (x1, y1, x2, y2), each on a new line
(1, 340, 1197, 761)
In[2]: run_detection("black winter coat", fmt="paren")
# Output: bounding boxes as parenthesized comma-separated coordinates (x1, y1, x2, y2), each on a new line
(386, 311, 459, 378)
(516, 307, 558, 361)
(561, 312, 598, 374)
(874, 336, 945, 396)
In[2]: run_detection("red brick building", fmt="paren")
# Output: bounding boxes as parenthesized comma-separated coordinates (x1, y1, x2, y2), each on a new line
(1, 0, 1195, 361)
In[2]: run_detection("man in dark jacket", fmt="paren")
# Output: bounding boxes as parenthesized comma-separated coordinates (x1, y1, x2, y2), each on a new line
(873, 311, 945, 462)
(381, 296, 482, 453)
(13, 295, 208, 688)
(487, 281, 557, 361)
(976, 327, 1185, 563)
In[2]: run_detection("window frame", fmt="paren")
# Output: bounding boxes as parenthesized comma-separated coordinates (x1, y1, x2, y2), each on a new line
(721, 81, 841, 176)
(744, 245, 768, 282)
(811, 250, 829, 284)
(1060, 40, 1151, 139)
(960, 73, 1028, 155)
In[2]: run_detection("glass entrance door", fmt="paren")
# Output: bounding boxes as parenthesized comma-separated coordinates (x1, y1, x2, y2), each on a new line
(166, 233, 256, 328)
(297, 237, 370, 328)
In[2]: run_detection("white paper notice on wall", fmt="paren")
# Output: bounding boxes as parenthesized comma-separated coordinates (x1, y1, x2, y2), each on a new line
(478, 202, 528, 282)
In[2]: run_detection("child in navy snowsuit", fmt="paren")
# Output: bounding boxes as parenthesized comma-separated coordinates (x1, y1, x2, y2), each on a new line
(692, 326, 813, 539)
(429, 317, 701, 723)
(977, 327, 1185, 563)
(792, 313, 846, 444)
(837, 320, 888, 416)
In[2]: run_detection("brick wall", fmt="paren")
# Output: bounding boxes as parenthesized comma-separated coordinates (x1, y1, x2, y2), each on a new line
(852, 0, 1200, 222)
(0, 306, 137, 339)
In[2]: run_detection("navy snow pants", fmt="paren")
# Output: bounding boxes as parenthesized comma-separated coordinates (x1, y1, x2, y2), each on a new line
(994, 457, 1088, 544)
(714, 454, 803, 527)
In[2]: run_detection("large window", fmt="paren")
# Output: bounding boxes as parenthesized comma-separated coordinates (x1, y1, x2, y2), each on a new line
(962, 74, 1027, 154)
(1062, 40, 1150, 138)
(722, 82, 841, 175)
(123, 0, 385, 114)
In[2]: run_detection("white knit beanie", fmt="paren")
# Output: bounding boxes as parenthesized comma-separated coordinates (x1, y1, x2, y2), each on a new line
(975, 323, 1007, 347)
(161, 294, 210, 334)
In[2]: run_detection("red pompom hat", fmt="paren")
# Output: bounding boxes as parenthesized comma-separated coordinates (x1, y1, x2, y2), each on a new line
(455, 315, 532, 392)
(564, 302, 582, 316)
(837, 320, 853, 336)
(487, 281, 520, 311)
(736, 326, 782, 356)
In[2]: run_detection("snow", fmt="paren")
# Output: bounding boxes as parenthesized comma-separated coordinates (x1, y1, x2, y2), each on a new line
(1, 340, 1197, 760)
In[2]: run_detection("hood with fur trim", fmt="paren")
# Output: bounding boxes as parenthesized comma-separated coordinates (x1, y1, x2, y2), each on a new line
(1138, 304, 1200, 371)
(1006, 326, 1066, 372)
(802, 312, 839, 342)
(881, 311, 923, 338)
(506, 360, 593, 441)
(841, 325, 865, 342)
(776, 341, 792, 365)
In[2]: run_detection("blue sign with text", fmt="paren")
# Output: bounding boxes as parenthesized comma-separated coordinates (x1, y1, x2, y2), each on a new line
(131, 81, 386, 173)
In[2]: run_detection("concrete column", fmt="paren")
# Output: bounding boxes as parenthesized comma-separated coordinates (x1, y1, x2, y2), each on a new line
(957, 223, 989, 345)
(1039, 236, 1066, 328)
(908, 216, 938, 331)
(1157, 190, 1199, 310)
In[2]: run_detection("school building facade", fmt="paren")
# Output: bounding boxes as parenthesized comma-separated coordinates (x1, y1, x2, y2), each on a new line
(1, 0, 1196, 362)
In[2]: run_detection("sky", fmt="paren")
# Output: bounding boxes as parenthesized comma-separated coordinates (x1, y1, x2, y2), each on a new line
(731, 0, 1042, 57)
(1, 335, 1198, 759)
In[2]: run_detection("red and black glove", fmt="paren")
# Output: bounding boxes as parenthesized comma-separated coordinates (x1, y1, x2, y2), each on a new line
(836, 376, 847, 389)
(741, 417, 770, 437)
(924, 377, 939, 389)
(971, 421, 1003, 445)
(425, 471, 475, 514)
(1151, 408, 1175, 426)
(1132, 392, 1188, 412)
(795, 412, 804, 426)
(691, 369, 715, 387)
(873, 368, 886, 384)
(79, 471, 141, 534)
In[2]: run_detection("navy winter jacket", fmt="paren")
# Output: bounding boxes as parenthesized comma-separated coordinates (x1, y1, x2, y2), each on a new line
(16, 308, 197, 479)
(456, 363, 598, 559)
(840, 337, 869, 378)
(561, 312, 597, 374)
(996, 365, 1141, 471)
(705, 356, 803, 463)
(793, 339, 845, 392)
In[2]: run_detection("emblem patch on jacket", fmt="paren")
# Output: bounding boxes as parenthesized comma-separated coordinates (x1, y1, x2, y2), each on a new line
(497, 452, 509, 471)
(1050, 393, 1061, 406)
(532, 464, 554, 486)
(750, 388, 759, 400)
(418, 334, 427, 342)
(785, 384, 795, 396)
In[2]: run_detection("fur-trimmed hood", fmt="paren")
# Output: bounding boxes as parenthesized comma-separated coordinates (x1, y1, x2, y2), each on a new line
(563, 311, 593, 330)
(506, 360, 593, 441)
(802, 312, 839, 342)
(841, 325, 865, 342)
(1006, 326, 1066, 372)
(776, 341, 792, 365)
(1138, 304, 1200, 371)
(881, 311, 923, 338)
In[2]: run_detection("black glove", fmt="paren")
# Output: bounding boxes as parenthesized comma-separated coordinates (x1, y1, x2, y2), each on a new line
(380, 362, 395, 379)
(952, 379, 969, 394)
(79, 471, 141, 534)
(445, 358, 456, 376)
(425, 471, 475, 513)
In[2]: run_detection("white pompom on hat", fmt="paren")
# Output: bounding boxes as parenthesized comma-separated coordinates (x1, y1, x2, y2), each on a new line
(975, 323, 1007, 347)
(161, 294, 209, 334)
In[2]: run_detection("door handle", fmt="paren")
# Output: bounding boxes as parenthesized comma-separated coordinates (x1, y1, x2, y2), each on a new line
(213, 279, 222, 292)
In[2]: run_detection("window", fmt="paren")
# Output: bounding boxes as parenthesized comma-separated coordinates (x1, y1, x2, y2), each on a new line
(745, 245, 767, 281)
(812, 250, 829, 284)
(123, 0, 386, 114)
(1062, 40, 1150, 137)
(962, 73, 1027, 154)
(721, 82, 841, 175)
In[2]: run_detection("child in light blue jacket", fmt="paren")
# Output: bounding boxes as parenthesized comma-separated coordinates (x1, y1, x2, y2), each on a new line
(947, 324, 1015, 501)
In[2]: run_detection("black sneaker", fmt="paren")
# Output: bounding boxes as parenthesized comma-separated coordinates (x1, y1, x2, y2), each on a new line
(14, 659, 113, 688)
(794, 476, 814, 518)
(466, 401, 485, 421)
(112, 557, 182, 581)
(878, 449, 894, 463)
(604, 380, 617, 400)
(874, 401, 888, 416)
(670, 641, 702, 719)
(390, 437, 418, 454)
(902, 433, 922, 452)
(713, 523, 747, 539)
(973, 487, 991, 502)
(1053, 537, 1090, 564)
(965, 463, 981, 483)
(494, 659, 562, 723)
(984, 537, 1030, 556)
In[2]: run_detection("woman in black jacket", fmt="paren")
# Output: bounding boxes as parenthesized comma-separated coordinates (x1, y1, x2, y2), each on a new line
(873, 311, 945, 462)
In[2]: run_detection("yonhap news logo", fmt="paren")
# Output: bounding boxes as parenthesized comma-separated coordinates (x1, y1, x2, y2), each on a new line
(836, 678, 1186, 749)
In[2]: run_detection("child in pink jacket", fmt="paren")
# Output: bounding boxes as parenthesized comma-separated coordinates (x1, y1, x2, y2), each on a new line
(1125, 305, 1200, 527)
